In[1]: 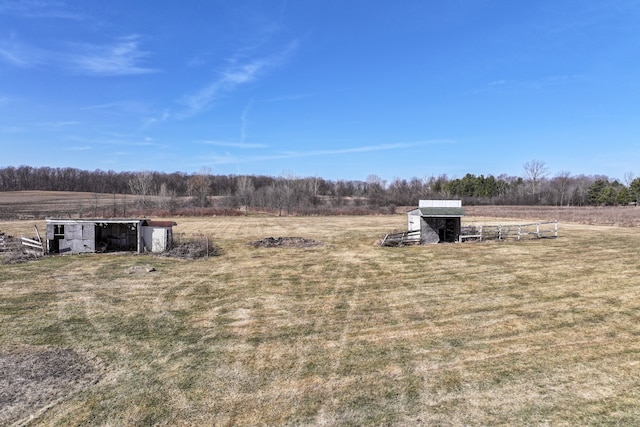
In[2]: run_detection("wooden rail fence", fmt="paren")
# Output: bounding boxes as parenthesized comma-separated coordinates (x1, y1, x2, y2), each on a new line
(20, 225, 46, 256)
(459, 221, 558, 242)
(381, 229, 421, 247)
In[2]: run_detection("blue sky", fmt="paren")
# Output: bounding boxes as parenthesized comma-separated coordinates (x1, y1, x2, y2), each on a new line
(1, 1, 639, 182)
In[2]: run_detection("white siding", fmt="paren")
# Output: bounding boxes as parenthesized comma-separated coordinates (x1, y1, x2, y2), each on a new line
(142, 226, 171, 253)
(408, 209, 421, 231)
(419, 200, 462, 208)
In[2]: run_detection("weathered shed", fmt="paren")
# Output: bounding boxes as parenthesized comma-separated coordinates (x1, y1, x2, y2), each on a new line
(142, 220, 176, 253)
(45, 218, 177, 254)
(407, 200, 465, 244)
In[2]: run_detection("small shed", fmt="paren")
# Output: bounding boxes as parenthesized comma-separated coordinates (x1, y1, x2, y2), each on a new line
(45, 218, 177, 254)
(407, 200, 465, 244)
(142, 220, 176, 253)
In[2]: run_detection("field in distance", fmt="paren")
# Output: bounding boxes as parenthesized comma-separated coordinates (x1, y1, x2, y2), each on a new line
(3, 190, 640, 226)
(1, 213, 640, 425)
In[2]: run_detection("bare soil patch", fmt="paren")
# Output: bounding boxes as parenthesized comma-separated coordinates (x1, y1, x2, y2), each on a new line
(163, 240, 217, 259)
(0, 347, 102, 426)
(0, 233, 38, 264)
(250, 236, 323, 248)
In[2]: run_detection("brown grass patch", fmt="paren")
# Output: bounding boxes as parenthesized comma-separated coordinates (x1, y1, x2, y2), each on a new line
(1, 213, 640, 425)
(0, 347, 103, 425)
(465, 205, 640, 227)
(250, 236, 324, 248)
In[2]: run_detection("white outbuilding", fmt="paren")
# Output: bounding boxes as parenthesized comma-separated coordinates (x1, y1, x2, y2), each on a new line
(45, 218, 177, 254)
(407, 200, 465, 244)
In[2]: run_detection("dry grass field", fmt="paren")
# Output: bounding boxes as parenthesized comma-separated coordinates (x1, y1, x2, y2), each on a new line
(2, 212, 640, 425)
(465, 204, 640, 227)
(0, 191, 129, 220)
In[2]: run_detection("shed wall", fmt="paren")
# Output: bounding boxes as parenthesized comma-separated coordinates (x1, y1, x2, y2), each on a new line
(57, 224, 95, 254)
(420, 217, 462, 244)
(142, 226, 172, 253)
(408, 211, 421, 231)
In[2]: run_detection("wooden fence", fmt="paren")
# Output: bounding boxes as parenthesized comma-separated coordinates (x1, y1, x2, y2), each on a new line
(380, 229, 421, 247)
(20, 225, 46, 256)
(459, 221, 558, 242)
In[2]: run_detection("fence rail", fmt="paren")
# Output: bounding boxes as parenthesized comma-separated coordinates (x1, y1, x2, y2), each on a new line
(460, 221, 558, 242)
(20, 225, 46, 256)
(381, 229, 421, 247)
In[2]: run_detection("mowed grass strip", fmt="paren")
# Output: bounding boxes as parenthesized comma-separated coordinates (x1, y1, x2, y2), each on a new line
(1, 216, 640, 425)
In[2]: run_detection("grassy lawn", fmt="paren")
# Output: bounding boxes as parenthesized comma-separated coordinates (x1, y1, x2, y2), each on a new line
(1, 215, 640, 425)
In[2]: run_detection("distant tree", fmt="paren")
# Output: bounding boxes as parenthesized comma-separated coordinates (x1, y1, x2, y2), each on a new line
(616, 187, 631, 205)
(236, 175, 255, 215)
(366, 175, 387, 206)
(598, 186, 617, 206)
(157, 182, 179, 212)
(623, 172, 635, 187)
(387, 178, 413, 205)
(629, 177, 640, 204)
(550, 171, 572, 206)
(586, 179, 621, 206)
(523, 159, 548, 199)
(128, 171, 155, 209)
(267, 180, 286, 216)
(444, 173, 502, 200)
(188, 169, 211, 208)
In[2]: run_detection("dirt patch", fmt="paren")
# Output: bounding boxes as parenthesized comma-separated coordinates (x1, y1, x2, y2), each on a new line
(0, 234, 40, 265)
(0, 347, 103, 425)
(162, 241, 216, 259)
(126, 265, 157, 274)
(250, 236, 323, 248)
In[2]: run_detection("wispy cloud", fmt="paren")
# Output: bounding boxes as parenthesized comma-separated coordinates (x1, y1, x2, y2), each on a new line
(82, 103, 117, 111)
(476, 74, 586, 94)
(140, 109, 170, 130)
(67, 35, 157, 76)
(0, 37, 42, 68)
(101, 136, 156, 146)
(0, 47, 27, 66)
(0, 34, 157, 76)
(203, 140, 454, 165)
(278, 140, 454, 158)
(0, 0, 83, 20)
(179, 40, 299, 118)
(63, 145, 91, 151)
(200, 140, 268, 149)
(38, 121, 81, 129)
(0, 125, 24, 133)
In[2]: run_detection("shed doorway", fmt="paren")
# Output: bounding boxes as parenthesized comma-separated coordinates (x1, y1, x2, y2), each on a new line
(438, 218, 457, 243)
(95, 222, 138, 252)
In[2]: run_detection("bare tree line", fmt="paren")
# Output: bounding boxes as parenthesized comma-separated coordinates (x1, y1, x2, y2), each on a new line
(1, 163, 639, 215)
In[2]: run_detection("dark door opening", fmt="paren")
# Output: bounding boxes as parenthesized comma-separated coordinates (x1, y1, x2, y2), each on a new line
(438, 218, 457, 243)
(95, 223, 138, 252)
(48, 238, 60, 253)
